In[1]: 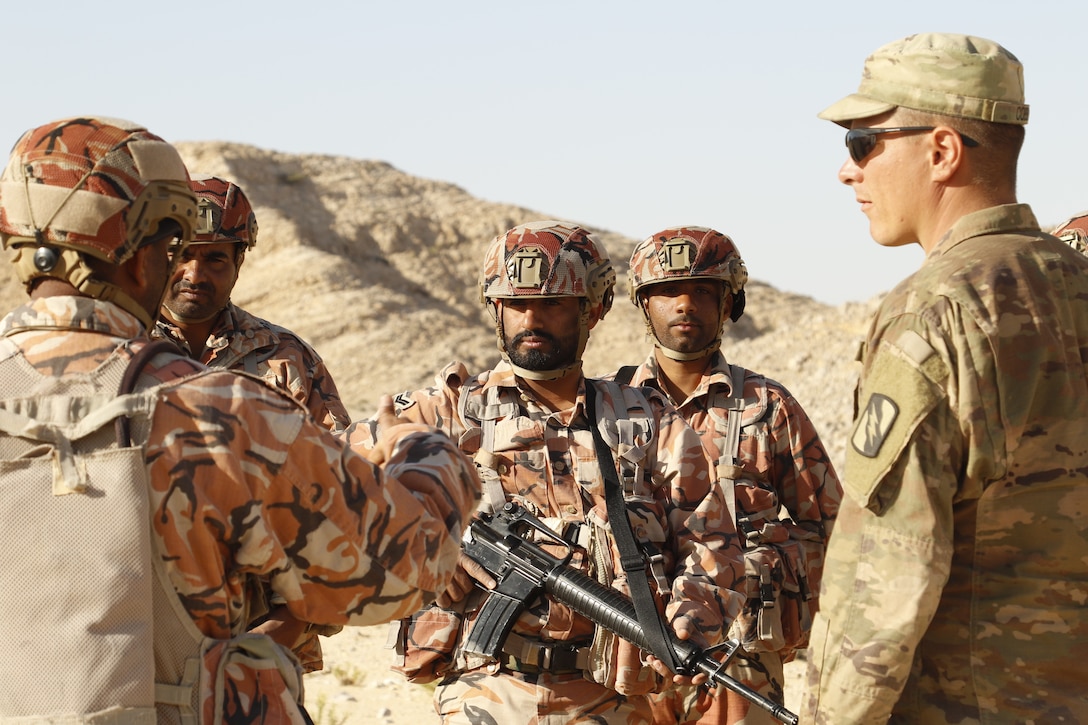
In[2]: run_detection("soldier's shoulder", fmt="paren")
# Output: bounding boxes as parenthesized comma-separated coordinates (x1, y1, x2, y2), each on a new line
(160, 364, 300, 406)
(236, 306, 320, 354)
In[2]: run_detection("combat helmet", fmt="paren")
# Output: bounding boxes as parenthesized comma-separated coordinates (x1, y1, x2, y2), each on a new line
(190, 175, 258, 250)
(480, 220, 616, 380)
(628, 226, 748, 360)
(0, 116, 197, 328)
(1052, 212, 1088, 256)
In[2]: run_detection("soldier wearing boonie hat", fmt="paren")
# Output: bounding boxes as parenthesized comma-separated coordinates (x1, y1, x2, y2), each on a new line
(802, 34, 1088, 724)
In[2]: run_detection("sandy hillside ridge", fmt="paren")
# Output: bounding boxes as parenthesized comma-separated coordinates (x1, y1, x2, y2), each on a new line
(0, 141, 882, 724)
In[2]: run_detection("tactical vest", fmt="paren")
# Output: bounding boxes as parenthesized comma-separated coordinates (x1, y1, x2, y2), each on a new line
(459, 376, 659, 571)
(619, 363, 817, 656)
(390, 375, 667, 694)
(0, 338, 305, 724)
(458, 377, 666, 691)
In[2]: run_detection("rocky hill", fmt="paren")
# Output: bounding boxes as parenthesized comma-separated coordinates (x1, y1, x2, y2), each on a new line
(1, 141, 877, 468)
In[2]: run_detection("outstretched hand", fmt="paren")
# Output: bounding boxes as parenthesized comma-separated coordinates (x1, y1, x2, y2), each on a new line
(249, 605, 309, 650)
(367, 395, 403, 465)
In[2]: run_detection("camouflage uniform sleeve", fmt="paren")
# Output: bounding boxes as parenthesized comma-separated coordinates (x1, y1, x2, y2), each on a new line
(647, 391, 746, 644)
(341, 362, 470, 449)
(765, 383, 842, 531)
(263, 334, 352, 434)
(303, 354, 352, 433)
(149, 371, 480, 638)
(764, 382, 843, 593)
(803, 315, 960, 723)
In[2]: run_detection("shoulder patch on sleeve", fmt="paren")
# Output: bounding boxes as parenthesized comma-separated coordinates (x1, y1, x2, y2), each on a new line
(851, 393, 899, 458)
(845, 330, 948, 511)
(393, 391, 416, 412)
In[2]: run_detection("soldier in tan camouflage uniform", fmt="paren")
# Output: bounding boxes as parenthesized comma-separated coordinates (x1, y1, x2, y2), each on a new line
(617, 227, 841, 725)
(0, 116, 480, 723)
(354, 221, 747, 724)
(155, 174, 349, 672)
(802, 34, 1088, 723)
(157, 174, 350, 433)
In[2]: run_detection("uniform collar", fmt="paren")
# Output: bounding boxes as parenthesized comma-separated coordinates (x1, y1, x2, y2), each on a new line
(1, 296, 145, 339)
(929, 203, 1040, 258)
(634, 349, 735, 405)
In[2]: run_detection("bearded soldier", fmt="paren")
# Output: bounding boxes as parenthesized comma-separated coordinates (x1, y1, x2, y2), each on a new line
(357, 220, 745, 724)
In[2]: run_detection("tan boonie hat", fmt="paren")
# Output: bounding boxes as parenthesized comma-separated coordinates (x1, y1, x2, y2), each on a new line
(819, 33, 1030, 127)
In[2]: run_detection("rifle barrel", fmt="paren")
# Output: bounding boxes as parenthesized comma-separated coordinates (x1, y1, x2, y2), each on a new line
(546, 565, 798, 724)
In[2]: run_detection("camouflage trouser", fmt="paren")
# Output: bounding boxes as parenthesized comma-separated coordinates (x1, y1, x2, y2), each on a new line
(648, 650, 785, 725)
(434, 669, 655, 725)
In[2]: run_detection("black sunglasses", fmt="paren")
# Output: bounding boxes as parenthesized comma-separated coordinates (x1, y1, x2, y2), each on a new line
(845, 126, 979, 163)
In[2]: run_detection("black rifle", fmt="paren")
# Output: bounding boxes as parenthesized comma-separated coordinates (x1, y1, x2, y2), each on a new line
(461, 502, 799, 725)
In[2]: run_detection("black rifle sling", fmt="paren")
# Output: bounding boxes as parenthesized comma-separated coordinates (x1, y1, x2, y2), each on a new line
(613, 365, 637, 386)
(583, 381, 680, 671)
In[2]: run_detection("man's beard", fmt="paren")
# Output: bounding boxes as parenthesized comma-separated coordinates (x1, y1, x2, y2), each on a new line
(505, 328, 579, 371)
(163, 281, 223, 323)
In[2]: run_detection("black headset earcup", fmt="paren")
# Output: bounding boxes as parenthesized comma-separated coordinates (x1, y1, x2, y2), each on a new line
(730, 290, 746, 322)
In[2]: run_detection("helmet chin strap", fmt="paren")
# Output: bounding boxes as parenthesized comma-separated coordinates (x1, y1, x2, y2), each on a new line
(79, 276, 156, 331)
(654, 338, 720, 361)
(506, 358, 584, 381)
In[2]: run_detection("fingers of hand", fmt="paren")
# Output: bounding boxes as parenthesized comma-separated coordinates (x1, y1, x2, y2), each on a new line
(435, 554, 496, 607)
(459, 553, 497, 590)
(375, 394, 399, 429)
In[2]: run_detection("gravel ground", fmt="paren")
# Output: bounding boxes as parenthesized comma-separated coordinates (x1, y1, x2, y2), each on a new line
(302, 626, 806, 725)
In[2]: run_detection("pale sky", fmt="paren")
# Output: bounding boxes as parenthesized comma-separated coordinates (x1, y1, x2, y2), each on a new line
(4, 1, 1084, 305)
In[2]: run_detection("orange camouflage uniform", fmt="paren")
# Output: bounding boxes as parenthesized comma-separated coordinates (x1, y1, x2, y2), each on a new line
(156, 301, 352, 670)
(623, 350, 841, 725)
(0, 296, 480, 716)
(354, 360, 746, 725)
(156, 301, 350, 432)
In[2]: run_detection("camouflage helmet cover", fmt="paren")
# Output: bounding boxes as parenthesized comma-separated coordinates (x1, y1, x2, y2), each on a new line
(1052, 211, 1088, 255)
(190, 174, 258, 248)
(480, 220, 616, 313)
(480, 221, 616, 381)
(628, 226, 748, 361)
(628, 226, 748, 320)
(0, 116, 197, 264)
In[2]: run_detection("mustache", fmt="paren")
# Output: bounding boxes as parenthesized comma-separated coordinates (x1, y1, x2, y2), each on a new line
(173, 280, 213, 293)
(511, 329, 558, 346)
